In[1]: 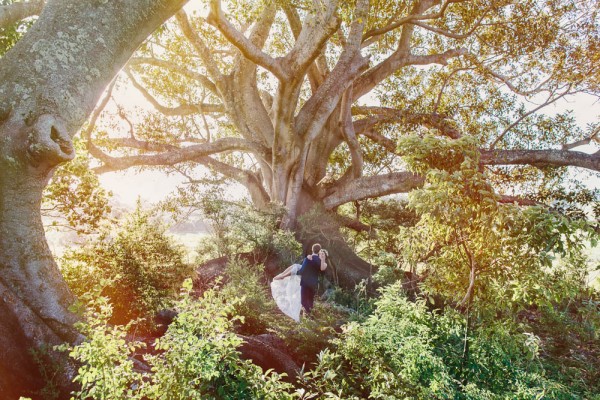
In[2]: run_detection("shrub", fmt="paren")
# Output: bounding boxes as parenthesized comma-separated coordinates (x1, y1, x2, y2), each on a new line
(195, 195, 301, 266)
(305, 282, 571, 399)
(62, 280, 297, 399)
(58, 292, 145, 400)
(218, 258, 282, 335)
(60, 205, 193, 327)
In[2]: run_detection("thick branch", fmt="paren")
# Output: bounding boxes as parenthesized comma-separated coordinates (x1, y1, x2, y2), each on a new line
(562, 128, 600, 150)
(228, 2, 276, 147)
(282, 0, 340, 77)
(480, 149, 600, 172)
(176, 10, 223, 82)
(128, 57, 218, 94)
(405, 47, 468, 67)
(126, 69, 224, 115)
(93, 137, 266, 173)
(335, 1, 369, 178)
(336, 213, 373, 234)
(354, 0, 438, 100)
(206, 0, 287, 80)
(354, 106, 462, 139)
(0, 0, 43, 30)
(360, 128, 396, 152)
(101, 137, 178, 152)
(339, 86, 363, 178)
(197, 156, 270, 208)
(296, 11, 370, 142)
(323, 172, 425, 209)
(282, 4, 325, 91)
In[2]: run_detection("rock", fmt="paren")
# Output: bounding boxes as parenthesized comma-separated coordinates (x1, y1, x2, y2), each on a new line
(238, 334, 300, 380)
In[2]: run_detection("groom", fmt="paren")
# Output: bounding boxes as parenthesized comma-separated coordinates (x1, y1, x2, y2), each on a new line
(297, 243, 327, 315)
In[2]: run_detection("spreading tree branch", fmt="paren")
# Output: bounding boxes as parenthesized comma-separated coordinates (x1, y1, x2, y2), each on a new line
(362, 0, 466, 46)
(561, 126, 600, 150)
(128, 57, 218, 95)
(228, 2, 276, 147)
(281, 3, 327, 91)
(480, 149, 600, 172)
(126, 69, 224, 115)
(411, 8, 488, 40)
(93, 137, 267, 173)
(354, 0, 442, 100)
(176, 10, 224, 81)
(282, 0, 340, 78)
(196, 155, 271, 207)
(206, 0, 287, 79)
(339, 85, 364, 178)
(323, 172, 425, 209)
(353, 106, 462, 139)
(336, 213, 374, 234)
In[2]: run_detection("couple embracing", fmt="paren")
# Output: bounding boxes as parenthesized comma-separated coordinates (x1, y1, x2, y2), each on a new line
(271, 243, 328, 321)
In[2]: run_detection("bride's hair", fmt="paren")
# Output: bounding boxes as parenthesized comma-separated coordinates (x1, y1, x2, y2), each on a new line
(321, 249, 329, 258)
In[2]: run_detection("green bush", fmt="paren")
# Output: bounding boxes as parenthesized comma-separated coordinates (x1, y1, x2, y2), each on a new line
(281, 301, 348, 368)
(62, 280, 297, 400)
(58, 293, 145, 400)
(194, 195, 301, 266)
(60, 205, 193, 327)
(305, 282, 572, 399)
(219, 258, 282, 335)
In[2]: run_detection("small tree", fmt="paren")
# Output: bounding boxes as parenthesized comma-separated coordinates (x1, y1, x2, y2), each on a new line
(397, 134, 597, 314)
(61, 204, 193, 327)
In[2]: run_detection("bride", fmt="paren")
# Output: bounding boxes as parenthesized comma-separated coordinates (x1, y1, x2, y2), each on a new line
(271, 249, 328, 321)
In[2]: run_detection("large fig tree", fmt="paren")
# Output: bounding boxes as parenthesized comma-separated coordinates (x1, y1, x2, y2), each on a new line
(87, 0, 599, 285)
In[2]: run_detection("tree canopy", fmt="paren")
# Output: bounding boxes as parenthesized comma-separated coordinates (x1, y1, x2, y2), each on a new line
(86, 0, 599, 231)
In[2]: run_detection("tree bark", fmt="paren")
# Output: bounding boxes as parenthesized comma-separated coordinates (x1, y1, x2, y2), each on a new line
(295, 189, 373, 290)
(0, 0, 187, 395)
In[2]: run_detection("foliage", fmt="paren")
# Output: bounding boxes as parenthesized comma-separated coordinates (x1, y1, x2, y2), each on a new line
(141, 280, 295, 399)
(218, 258, 282, 335)
(29, 344, 63, 400)
(396, 134, 598, 315)
(42, 140, 112, 234)
(60, 203, 193, 327)
(193, 189, 301, 265)
(61, 280, 297, 399)
(86, 0, 600, 235)
(527, 295, 600, 397)
(58, 293, 145, 400)
(339, 198, 419, 284)
(305, 283, 573, 399)
(325, 278, 375, 318)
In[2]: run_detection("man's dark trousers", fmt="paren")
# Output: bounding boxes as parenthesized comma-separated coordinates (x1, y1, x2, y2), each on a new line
(298, 254, 321, 314)
(301, 285, 316, 313)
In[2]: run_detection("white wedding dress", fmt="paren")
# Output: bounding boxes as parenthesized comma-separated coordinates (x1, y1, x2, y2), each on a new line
(271, 264, 302, 322)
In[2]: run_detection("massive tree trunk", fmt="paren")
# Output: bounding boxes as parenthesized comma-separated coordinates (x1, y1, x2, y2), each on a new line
(294, 189, 373, 290)
(0, 0, 186, 395)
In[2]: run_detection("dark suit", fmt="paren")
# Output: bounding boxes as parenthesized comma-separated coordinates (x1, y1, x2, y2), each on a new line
(298, 254, 321, 313)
